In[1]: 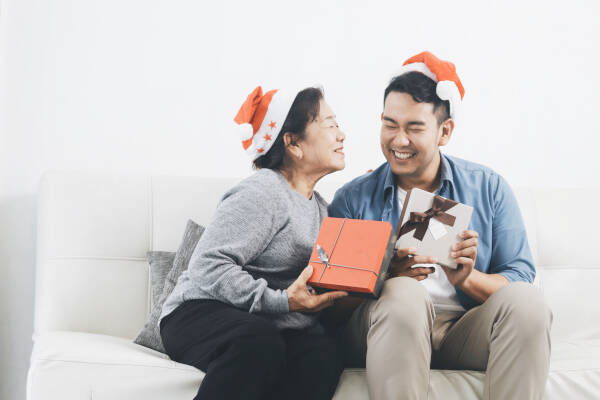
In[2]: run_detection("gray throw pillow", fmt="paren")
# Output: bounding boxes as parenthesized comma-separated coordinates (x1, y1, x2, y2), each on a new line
(134, 219, 205, 352)
(147, 251, 176, 308)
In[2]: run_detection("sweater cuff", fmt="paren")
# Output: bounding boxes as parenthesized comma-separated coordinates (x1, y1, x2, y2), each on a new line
(262, 288, 290, 313)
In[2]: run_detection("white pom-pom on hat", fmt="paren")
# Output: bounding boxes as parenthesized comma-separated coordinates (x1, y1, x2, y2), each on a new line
(237, 123, 254, 141)
(436, 80, 462, 119)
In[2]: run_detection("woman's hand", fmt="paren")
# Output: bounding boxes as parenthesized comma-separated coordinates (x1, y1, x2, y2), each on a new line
(287, 265, 348, 312)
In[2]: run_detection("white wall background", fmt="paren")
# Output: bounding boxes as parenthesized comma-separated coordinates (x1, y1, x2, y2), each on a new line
(1, 0, 599, 399)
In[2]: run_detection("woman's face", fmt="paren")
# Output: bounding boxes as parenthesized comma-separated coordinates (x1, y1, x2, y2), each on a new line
(296, 99, 346, 176)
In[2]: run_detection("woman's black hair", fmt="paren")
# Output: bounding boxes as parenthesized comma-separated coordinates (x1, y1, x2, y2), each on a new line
(384, 71, 450, 125)
(253, 87, 323, 170)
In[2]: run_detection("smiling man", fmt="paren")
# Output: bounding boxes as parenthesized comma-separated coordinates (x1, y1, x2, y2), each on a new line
(327, 52, 553, 400)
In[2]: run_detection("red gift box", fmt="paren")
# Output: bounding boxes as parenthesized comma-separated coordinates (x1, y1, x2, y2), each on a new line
(308, 217, 397, 298)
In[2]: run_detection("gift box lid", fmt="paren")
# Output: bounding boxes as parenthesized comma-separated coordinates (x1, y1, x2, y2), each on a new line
(308, 217, 394, 293)
(396, 188, 473, 269)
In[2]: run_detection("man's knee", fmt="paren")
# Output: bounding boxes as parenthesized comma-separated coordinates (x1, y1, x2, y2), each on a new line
(491, 282, 553, 341)
(380, 277, 432, 304)
(371, 277, 434, 336)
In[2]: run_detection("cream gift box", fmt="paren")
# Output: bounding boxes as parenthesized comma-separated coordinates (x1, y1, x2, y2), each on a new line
(396, 188, 473, 269)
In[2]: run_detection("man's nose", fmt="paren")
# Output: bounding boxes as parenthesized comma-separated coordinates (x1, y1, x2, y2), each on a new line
(393, 130, 410, 147)
(337, 128, 346, 142)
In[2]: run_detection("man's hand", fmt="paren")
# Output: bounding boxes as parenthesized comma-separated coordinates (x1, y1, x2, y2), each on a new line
(287, 265, 348, 312)
(441, 230, 479, 287)
(387, 247, 437, 281)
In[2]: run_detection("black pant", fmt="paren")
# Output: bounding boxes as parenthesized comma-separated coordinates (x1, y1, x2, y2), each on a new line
(160, 299, 344, 400)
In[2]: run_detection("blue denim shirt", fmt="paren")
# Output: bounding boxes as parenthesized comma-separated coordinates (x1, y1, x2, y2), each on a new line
(328, 153, 535, 310)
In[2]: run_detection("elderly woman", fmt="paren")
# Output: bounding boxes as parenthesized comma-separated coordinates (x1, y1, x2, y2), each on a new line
(159, 86, 348, 400)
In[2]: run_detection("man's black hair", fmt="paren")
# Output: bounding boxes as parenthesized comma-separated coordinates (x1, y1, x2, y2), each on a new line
(384, 71, 450, 125)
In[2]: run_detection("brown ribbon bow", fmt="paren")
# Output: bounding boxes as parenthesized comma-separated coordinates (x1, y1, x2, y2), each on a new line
(399, 195, 457, 241)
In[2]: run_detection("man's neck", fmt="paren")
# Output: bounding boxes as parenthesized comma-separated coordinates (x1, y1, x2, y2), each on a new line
(396, 152, 442, 193)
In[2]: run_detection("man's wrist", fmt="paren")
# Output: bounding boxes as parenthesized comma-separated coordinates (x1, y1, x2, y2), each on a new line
(457, 269, 477, 292)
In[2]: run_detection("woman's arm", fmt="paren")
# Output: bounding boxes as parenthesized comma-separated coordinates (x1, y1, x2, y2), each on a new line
(185, 182, 290, 314)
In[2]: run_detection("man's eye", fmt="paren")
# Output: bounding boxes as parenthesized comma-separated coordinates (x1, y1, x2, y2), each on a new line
(384, 125, 397, 130)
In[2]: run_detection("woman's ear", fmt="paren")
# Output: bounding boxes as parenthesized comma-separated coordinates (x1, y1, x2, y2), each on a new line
(283, 132, 303, 161)
(438, 118, 455, 147)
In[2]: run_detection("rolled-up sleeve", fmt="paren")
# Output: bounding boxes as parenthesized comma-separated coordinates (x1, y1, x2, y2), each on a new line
(489, 174, 536, 283)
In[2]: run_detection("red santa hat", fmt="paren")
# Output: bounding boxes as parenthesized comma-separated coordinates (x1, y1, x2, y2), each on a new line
(397, 51, 465, 119)
(234, 86, 298, 161)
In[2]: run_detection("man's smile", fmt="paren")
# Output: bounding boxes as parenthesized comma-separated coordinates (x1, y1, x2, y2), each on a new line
(391, 149, 417, 160)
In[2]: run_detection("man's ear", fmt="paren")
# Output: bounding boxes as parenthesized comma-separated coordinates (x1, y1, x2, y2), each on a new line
(438, 118, 455, 147)
(283, 132, 303, 160)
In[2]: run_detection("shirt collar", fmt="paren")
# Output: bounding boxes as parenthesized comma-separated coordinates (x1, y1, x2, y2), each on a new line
(383, 163, 396, 197)
(439, 152, 455, 189)
(384, 151, 455, 197)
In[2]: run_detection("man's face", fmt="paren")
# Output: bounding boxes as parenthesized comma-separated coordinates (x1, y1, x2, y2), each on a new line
(380, 92, 446, 179)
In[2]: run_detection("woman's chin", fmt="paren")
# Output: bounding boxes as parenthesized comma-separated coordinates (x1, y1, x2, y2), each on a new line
(313, 160, 346, 179)
(330, 161, 346, 173)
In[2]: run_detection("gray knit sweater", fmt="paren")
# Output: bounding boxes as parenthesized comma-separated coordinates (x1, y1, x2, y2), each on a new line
(160, 168, 328, 330)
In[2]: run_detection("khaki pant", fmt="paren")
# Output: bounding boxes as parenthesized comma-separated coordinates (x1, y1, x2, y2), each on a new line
(338, 277, 553, 400)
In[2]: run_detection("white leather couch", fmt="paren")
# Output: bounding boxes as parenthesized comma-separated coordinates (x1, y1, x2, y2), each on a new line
(27, 171, 600, 399)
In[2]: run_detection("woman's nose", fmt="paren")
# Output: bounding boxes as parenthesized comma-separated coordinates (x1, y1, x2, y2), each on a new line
(337, 127, 346, 142)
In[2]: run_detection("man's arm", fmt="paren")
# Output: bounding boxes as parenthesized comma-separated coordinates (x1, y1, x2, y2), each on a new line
(460, 270, 508, 303)
(442, 229, 509, 303)
(443, 175, 535, 304)
(487, 175, 536, 283)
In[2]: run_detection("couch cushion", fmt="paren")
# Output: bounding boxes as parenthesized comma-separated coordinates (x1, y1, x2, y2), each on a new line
(542, 268, 600, 341)
(28, 331, 600, 400)
(34, 259, 150, 339)
(35, 173, 153, 338)
(27, 331, 202, 400)
(531, 188, 600, 342)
